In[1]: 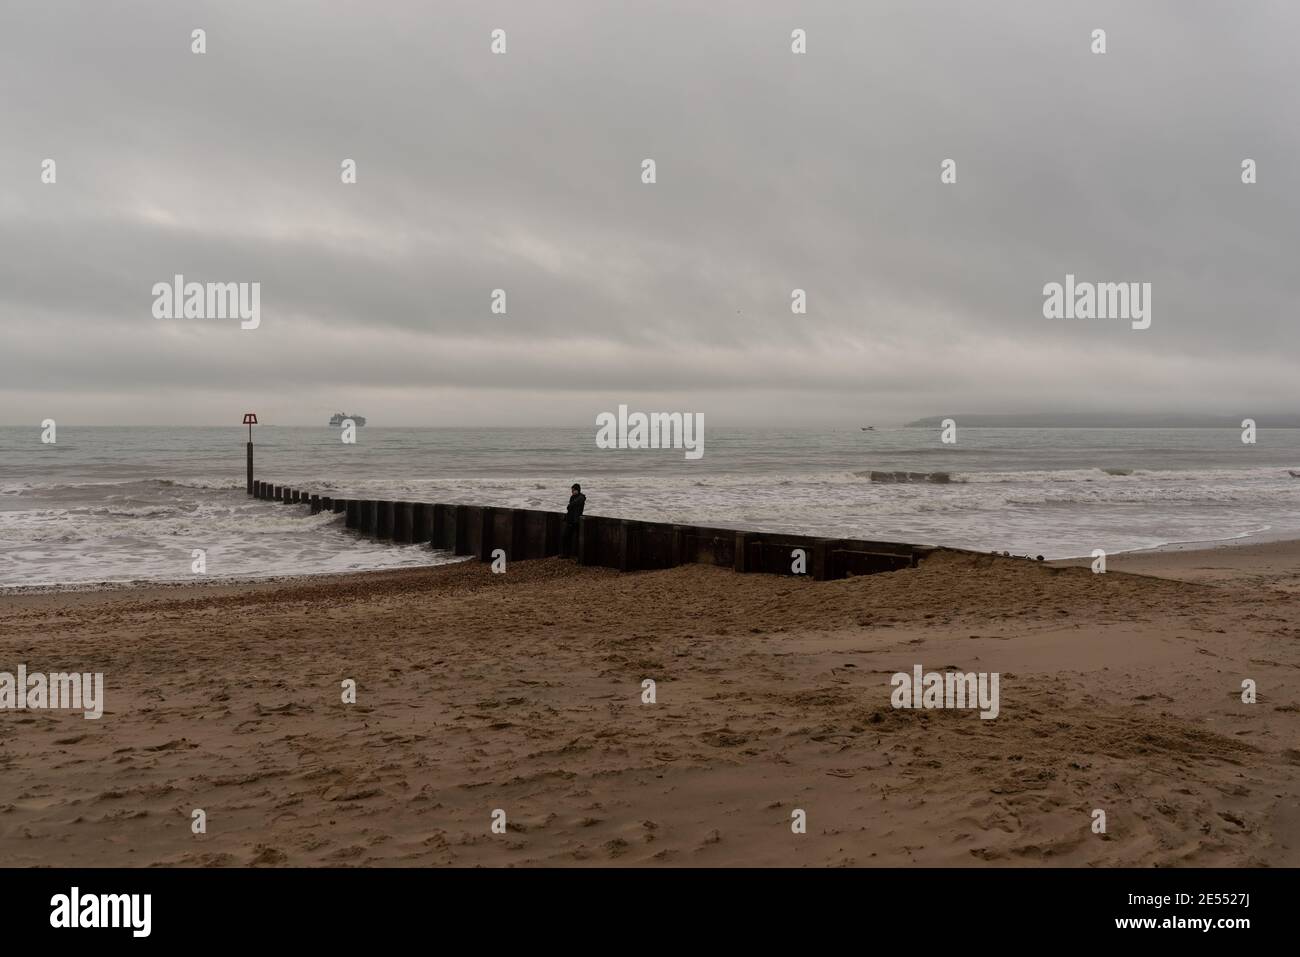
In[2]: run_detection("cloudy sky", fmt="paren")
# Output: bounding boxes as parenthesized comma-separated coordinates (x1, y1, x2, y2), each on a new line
(1, 0, 1295, 426)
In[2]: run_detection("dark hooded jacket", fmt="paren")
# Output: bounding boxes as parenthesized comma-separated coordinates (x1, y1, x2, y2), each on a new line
(566, 491, 586, 526)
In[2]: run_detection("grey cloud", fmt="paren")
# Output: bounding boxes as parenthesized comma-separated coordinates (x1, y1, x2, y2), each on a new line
(1, 0, 1296, 425)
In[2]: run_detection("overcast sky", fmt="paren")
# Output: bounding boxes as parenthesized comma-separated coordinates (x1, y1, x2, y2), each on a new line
(1, 1, 1296, 427)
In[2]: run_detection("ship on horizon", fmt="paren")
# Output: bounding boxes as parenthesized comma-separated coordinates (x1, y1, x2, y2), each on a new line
(329, 412, 366, 427)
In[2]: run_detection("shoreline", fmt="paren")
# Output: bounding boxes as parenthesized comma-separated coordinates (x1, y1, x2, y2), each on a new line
(1053, 536, 1300, 590)
(0, 553, 473, 599)
(5, 530, 1298, 598)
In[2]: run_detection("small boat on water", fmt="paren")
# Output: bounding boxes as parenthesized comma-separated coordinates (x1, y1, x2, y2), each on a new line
(861, 426, 875, 431)
(329, 412, 366, 427)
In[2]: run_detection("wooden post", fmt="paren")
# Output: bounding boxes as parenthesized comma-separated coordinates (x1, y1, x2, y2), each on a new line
(452, 505, 470, 555)
(617, 520, 633, 571)
(310, 494, 321, 514)
(333, 498, 347, 514)
(432, 504, 451, 548)
(519, 510, 539, 559)
(577, 516, 595, 566)
(345, 500, 360, 529)
(812, 540, 831, 581)
(671, 525, 686, 566)
(508, 509, 527, 559)
(410, 503, 432, 544)
(243, 413, 257, 494)
(478, 508, 495, 561)
(360, 500, 378, 534)
(393, 502, 414, 543)
(545, 512, 563, 556)
(734, 532, 752, 573)
(375, 501, 394, 539)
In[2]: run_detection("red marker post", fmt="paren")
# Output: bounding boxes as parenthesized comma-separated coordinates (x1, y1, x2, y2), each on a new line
(243, 413, 258, 494)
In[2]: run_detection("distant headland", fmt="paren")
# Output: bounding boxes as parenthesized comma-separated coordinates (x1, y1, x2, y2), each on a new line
(904, 413, 1300, 428)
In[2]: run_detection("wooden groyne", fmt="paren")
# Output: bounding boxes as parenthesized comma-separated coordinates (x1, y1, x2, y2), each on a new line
(249, 479, 934, 580)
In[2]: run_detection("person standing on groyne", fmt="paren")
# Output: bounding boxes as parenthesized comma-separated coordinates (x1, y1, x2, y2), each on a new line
(563, 483, 586, 557)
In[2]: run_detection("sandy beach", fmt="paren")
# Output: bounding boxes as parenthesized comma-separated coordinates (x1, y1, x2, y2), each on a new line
(2, 540, 1297, 867)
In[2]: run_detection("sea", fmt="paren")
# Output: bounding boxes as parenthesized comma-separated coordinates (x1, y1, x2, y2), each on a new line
(2, 425, 1298, 589)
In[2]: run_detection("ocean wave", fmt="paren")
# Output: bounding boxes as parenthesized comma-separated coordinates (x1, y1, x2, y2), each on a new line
(11, 465, 1274, 497)
(946, 466, 1300, 484)
(7, 477, 246, 496)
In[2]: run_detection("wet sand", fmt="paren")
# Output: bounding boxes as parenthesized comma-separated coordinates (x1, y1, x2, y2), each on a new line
(1, 540, 1297, 866)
